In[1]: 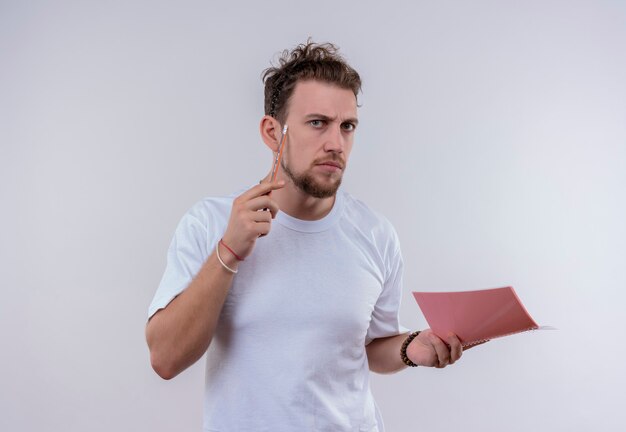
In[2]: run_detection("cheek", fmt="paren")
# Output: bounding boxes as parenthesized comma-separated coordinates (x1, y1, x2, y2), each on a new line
(343, 140, 354, 159)
(287, 140, 316, 163)
(284, 144, 310, 169)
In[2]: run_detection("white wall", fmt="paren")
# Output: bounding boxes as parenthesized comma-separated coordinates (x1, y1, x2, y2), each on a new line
(1, 1, 624, 431)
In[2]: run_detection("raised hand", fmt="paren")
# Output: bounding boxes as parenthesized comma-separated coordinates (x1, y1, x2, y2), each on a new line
(221, 180, 285, 260)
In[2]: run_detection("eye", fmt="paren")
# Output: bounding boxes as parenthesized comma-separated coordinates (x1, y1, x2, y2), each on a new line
(309, 119, 325, 128)
(341, 122, 356, 132)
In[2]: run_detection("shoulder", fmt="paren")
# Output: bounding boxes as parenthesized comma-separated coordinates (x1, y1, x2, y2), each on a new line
(175, 189, 241, 240)
(341, 190, 397, 234)
(187, 193, 237, 221)
(339, 190, 400, 251)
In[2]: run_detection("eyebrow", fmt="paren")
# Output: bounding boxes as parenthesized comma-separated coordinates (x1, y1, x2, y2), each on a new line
(304, 113, 359, 126)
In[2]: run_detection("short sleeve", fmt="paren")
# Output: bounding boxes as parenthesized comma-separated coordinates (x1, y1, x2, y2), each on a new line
(365, 235, 410, 345)
(147, 212, 211, 319)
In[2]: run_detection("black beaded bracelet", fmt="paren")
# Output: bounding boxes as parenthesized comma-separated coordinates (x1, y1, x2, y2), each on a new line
(400, 330, 421, 367)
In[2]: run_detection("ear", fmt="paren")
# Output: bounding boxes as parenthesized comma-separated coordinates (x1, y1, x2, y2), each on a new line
(260, 115, 282, 152)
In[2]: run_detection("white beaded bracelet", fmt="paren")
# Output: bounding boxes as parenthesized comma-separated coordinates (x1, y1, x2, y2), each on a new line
(216, 243, 238, 274)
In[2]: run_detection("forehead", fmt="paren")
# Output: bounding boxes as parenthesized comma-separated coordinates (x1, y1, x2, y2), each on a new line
(287, 80, 357, 118)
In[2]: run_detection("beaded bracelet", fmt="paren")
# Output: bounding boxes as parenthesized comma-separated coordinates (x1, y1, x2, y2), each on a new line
(400, 330, 421, 367)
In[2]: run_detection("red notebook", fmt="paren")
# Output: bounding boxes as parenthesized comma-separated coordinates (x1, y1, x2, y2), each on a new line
(412, 286, 540, 347)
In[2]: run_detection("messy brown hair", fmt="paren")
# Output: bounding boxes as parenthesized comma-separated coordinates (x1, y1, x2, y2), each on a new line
(262, 40, 362, 124)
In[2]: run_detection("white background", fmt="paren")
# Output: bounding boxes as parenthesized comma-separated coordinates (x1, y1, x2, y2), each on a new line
(1, 1, 625, 431)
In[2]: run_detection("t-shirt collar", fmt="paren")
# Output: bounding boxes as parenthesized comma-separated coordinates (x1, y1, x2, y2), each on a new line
(276, 190, 345, 233)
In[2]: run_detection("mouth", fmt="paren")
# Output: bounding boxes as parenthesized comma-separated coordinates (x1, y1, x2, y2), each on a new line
(315, 160, 344, 170)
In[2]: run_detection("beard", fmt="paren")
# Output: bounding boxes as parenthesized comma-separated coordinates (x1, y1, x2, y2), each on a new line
(281, 156, 345, 199)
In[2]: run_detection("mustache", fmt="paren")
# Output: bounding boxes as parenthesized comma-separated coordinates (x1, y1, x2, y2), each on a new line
(312, 154, 346, 168)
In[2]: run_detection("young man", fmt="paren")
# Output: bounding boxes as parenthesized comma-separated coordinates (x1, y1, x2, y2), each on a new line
(146, 41, 465, 431)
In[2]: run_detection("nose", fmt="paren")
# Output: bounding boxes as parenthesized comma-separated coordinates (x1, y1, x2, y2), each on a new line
(323, 125, 344, 153)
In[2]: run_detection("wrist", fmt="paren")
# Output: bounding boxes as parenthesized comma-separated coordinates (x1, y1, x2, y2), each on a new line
(215, 242, 240, 274)
(219, 238, 245, 262)
(400, 331, 421, 367)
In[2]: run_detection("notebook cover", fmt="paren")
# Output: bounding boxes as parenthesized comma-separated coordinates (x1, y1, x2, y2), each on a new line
(412, 286, 539, 347)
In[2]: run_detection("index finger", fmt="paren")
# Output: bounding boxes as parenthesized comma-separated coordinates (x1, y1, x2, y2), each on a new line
(446, 333, 463, 364)
(240, 180, 285, 201)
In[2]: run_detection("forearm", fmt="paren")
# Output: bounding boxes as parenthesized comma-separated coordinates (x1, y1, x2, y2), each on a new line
(145, 249, 236, 379)
(366, 333, 410, 374)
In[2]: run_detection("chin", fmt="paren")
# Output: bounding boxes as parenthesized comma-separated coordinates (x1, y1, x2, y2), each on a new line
(283, 164, 344, 198)
(301, 177, 342, 199)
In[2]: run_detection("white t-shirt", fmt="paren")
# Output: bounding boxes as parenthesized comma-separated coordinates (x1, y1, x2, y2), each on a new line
(149, 189, 408, 432)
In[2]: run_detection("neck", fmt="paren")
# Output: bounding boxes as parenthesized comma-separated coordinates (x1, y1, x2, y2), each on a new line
(263, 172, 336, 221)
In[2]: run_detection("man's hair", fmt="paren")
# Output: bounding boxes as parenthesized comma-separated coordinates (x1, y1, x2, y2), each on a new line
(262, 40, 362, 124)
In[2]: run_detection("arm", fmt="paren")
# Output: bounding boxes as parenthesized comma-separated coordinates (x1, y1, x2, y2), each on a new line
(145, 180, 284, 380)
(146, 249, 237, 380)
(366, 329, 464, 374)
(366, 333, 410, 374)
